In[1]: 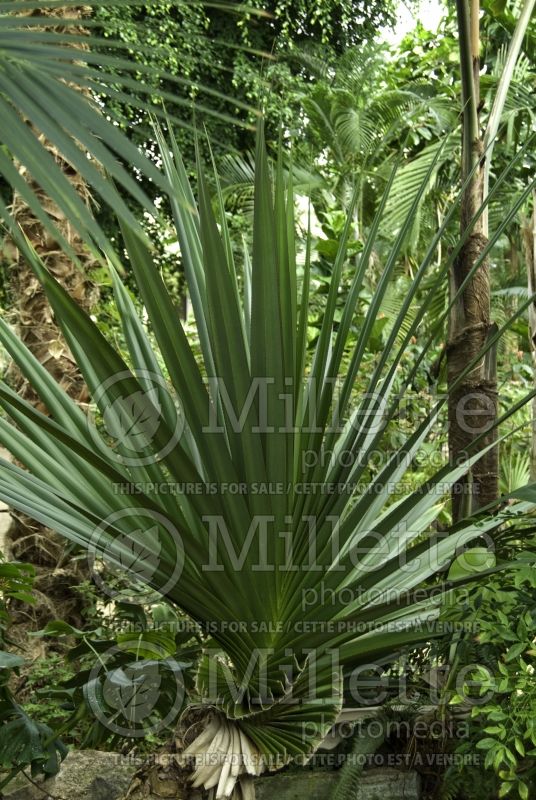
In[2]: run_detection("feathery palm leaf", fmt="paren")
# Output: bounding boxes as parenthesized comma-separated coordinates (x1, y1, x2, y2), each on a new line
(381, 135, 459, 238)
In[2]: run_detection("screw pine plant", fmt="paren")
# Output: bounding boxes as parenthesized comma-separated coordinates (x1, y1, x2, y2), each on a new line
(0, 125, 534, 799)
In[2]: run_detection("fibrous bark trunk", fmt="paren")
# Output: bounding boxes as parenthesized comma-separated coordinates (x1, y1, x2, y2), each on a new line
(447, 145, 498, 520)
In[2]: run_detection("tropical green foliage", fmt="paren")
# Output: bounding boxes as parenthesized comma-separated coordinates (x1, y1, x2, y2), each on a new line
(31, 601, 199, 749)
(0, 115, 534, 795)
(0, 1, 535, 798)
(441, 547, 536, 800)
(0, 558, 67, 788)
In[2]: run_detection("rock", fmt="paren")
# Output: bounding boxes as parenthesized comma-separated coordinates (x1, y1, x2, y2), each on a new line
(2, 750, 137, 800)
(254, 771, 336, 800)
(1, 754, 420, 800)
(355, 768, 420, 799)
(0, 447, 14, 559)
(0, 499, 13, 559)
(253, 768, 420, 800)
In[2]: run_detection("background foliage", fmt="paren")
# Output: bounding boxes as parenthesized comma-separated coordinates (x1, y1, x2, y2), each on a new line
(0, 1, 534, 799)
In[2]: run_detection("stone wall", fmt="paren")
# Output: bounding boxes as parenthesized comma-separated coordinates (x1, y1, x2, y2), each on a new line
(2, 751, 421, 800)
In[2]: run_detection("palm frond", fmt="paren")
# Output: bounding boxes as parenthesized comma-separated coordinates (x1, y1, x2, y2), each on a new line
(381, 135, 458, 238)
(0, 0, 260, 247)
(0, 126, 533, 798)
(500, 451, 531, 494)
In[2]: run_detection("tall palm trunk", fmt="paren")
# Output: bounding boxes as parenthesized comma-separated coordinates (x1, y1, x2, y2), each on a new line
(448, 0, 535, 521)
(447, 0, 498, 521)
